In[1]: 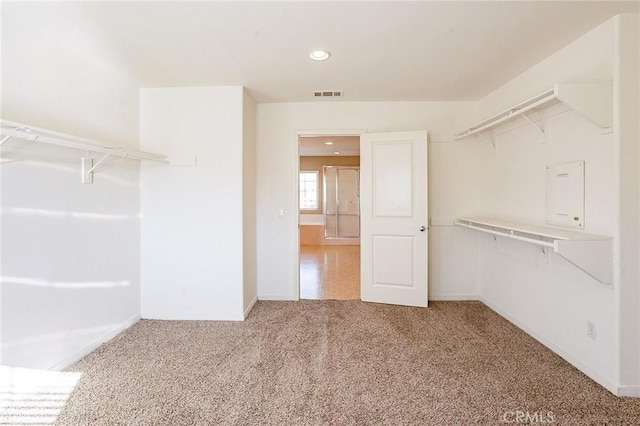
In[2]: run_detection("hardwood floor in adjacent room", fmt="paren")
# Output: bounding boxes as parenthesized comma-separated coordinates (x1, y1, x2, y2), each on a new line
(300, 245, 360, 300)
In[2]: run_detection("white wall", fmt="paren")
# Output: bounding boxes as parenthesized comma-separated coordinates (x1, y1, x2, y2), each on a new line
(140, 86, 252, 321)
(1, 3, 140, 146)
(1, 2, 142, 369)
(472, 15, 639, 394)
(615, 14, 640, 392)
(1, 145, 141, 370)
(243, 90, 258, 317)
(255, 101, 483, 301)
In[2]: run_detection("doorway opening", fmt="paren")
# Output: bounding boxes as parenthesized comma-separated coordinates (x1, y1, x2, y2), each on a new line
(298, 135, 361, 300)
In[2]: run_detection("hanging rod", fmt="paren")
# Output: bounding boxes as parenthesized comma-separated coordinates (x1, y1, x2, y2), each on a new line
(454, 81, 612, 141)
(454, 89, 556, 139)
(453, 217, 613, 285)
(0, 119, 168, 163)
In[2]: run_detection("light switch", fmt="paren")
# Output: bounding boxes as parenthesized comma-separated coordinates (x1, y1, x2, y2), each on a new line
(279, 209, 285, 217)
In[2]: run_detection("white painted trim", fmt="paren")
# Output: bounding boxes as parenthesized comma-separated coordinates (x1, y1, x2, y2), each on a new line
(295, 128, 367, 303)
(617, 386, 640, 398)
(480, 296, 620, 396)
(296, 128, 367, 137)
(244, 295, 258, 319)
(142, 311, 244, 321)
(429, 294, 480, 301)
(49, 313, 140, 371)
(258, 294, 297, 301)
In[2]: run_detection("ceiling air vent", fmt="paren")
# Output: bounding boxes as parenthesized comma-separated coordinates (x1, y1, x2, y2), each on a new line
(313, 90, 343, 98)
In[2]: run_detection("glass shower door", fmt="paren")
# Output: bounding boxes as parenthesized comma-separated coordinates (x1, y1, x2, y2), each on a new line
(324, 166, 360, 239)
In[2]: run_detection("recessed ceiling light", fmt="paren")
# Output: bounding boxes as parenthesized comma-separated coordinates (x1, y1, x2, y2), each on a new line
(324, 141, 334, 145)
(333, 151, 341, 155)
(309, 50, 331, 61)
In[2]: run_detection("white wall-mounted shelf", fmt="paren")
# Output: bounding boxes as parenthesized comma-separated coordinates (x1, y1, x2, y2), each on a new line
(0, 119, 168, 183)
(454, 217, 613, 285)
(454, 82, 612, 146)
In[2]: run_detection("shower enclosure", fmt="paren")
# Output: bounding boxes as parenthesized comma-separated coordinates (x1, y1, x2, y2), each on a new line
(324, 166, 360, 239)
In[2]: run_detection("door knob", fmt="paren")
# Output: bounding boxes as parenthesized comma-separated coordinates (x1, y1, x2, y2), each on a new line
(419, 226, 426, 232)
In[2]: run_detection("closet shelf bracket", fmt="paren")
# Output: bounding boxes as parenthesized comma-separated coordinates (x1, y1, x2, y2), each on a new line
(82, 153, 112, 184)
(477, 131, 499, 153)
(454, 82, 612, 142)
(520, 112, 547, 142)
(541, 245, 550, 264)
(0, 119, 169, 184)
(454, 217, 613, 285)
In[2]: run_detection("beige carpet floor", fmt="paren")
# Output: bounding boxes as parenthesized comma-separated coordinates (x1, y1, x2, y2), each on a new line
(56, 301, 640, 425)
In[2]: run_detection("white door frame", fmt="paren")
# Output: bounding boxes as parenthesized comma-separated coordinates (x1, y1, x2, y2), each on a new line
(295, 129, 367, 300)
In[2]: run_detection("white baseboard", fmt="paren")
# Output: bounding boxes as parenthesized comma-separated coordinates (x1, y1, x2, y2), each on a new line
(479, 296, 619, 396)
(244, 295, 258, 319)
(429, 294, 480, 301)
(50, 313, 140, 371)
(617, 386, 640, 397)
(142, 311, 244, 321)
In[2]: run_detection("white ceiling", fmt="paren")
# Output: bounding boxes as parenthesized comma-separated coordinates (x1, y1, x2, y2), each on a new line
(299, 136, 360, 157)
(4, 1, 638, 103)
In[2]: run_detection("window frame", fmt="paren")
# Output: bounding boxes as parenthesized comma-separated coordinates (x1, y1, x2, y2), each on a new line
(299, 170, 320, 211)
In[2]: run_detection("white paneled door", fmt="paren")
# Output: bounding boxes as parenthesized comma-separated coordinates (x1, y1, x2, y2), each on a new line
(360, 131, 428, 307)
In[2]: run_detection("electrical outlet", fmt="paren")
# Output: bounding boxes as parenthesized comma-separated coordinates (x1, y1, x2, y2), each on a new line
(587, 321, 597, 340)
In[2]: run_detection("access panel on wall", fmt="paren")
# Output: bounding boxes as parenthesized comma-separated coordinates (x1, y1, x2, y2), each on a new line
(545, 160, 585, 229)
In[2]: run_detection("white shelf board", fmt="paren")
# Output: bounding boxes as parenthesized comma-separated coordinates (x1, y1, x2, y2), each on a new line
(454, 217, 608, 242)
(454, 217, 612, 285)
(0, 119, 168, 163)
(454, 82, 612, 140)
